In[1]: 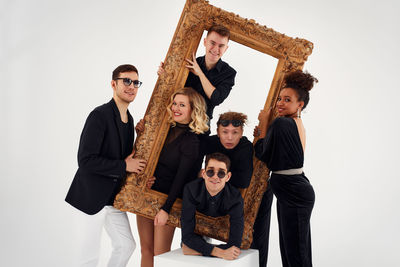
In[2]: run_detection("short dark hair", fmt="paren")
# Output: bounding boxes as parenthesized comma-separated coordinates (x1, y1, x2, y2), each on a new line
(205, 152, 231, 171)
(207, 25, 230, 40)
(283, 70, 318, 110)
(112, 64, 138, 80)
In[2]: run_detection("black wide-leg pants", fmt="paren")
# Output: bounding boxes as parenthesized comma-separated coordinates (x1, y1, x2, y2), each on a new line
(270, 173, 315, 267)
(251, 183, 273, 267)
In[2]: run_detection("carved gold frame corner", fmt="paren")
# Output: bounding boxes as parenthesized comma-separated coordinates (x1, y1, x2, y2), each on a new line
(114, 0, 313, 249)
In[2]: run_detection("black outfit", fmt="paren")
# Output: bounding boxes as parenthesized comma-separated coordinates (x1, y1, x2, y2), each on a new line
(151, 123, 200, 213)
(66, 99, 134, 215)
(181, 178, 244, 256)
(195, 135, 253, 189)
(185, 56, 236, 121)
(254, 117, 315, 267)
(251, 183, 273, 267)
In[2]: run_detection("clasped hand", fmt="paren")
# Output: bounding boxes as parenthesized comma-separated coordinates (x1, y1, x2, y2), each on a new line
(125, 150, 146, 173)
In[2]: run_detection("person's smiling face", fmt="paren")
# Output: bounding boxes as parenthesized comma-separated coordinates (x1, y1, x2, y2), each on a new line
(203, 31, 229, 67)
(276, 87, 304, 117)
(111, 71, 139, 104)
(170, 94, 192, 124)
(202, 159, 231, 196)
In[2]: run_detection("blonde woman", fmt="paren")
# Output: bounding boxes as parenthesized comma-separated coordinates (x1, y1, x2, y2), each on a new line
(136, 87, 209, 267)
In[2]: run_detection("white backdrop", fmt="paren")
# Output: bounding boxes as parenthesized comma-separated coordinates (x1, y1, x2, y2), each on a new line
(1, 0, 400, 266)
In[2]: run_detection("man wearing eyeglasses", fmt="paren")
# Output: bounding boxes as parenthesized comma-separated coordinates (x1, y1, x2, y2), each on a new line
(158, 25, 236, 122)
(65, 64, 146, 267)
(181, 152, 244, 260)
(194, 111, 253, 189)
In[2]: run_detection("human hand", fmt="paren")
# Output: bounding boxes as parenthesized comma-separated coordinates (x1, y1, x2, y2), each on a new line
(135, 119, 145, 136)
(258, 109, 271, 123)
(146, 176, 156, 189)
(253, 125, 261, 137)
(125, 151, 146, 173)
(257, 108, 272, 138)
(154, 209, 169, 226)
(157, 61, 165, 76)
(185, 53, 202, 76)
(219, 246, 241, 260)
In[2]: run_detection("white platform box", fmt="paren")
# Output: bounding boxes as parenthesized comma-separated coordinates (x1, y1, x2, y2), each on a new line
(154, 248, 259, 267)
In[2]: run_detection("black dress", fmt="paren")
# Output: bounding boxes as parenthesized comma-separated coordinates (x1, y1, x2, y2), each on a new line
(151, 123, 200, 213)
(254, 117, 315, 267)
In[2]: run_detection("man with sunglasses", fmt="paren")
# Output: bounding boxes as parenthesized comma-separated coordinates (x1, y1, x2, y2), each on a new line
(181, 152, 244, 260)
(66, 64, 146, 267)
(194, 111, 253, 189)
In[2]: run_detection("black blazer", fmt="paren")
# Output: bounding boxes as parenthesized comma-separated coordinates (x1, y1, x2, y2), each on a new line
(65, 99, 134, 215)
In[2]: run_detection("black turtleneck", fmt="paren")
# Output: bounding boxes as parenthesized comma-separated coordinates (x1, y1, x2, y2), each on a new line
(152, 123, 200, 213)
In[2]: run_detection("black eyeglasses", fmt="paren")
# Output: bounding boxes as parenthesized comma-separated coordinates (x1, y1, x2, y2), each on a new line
(217, 119, 243, 127)
(115, 78, 143, 88)
(206, 169, 227, 179)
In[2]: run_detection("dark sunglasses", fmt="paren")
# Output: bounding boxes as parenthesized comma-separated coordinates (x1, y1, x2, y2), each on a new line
(206, 169, 227, 179)
(115, 78, 143, 88)
(217, 119, 243, 127)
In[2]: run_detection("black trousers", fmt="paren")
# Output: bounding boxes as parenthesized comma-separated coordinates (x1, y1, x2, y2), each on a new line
(251, 173, 315, 267)
(251, 183, 273, 267)
(270, 173, 315, 267)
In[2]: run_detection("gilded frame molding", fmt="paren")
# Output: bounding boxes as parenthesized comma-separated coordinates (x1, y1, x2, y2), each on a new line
(114, 0, 313, 249)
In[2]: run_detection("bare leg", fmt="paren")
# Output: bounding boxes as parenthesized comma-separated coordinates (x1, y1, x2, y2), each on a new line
(136, 215, 154, 267)
(154, 224, 175, 256)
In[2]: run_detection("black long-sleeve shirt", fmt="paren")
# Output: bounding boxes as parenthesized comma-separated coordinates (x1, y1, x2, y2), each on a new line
(194, 135, 254, 189)
(181, 179, 244, 256)
(107, 119, 132, 205)
(254, 117, 303, 171)
(185, 56, 236, 121)
(151, 123, 200, 213)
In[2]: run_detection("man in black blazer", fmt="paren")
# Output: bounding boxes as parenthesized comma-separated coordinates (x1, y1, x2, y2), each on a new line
(66, 64, 146, 267)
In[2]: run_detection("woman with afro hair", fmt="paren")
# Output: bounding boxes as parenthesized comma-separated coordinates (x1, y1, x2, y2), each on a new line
(254, 70, 318, 267)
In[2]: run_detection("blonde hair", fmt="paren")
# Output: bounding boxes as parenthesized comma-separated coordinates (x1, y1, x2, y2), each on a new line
(167, 87, 209, 134)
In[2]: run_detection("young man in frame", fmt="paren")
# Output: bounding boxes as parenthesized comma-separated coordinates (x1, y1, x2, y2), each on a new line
(158, 25, 236, 122)
(194, 111, 254, 189)
(181, 152, 244, 260)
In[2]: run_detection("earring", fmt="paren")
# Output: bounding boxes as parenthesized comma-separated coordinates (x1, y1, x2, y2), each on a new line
(297, 109, 301, 118)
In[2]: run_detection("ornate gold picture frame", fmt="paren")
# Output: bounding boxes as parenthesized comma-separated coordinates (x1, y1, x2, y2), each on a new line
(114, 0, 313, 249)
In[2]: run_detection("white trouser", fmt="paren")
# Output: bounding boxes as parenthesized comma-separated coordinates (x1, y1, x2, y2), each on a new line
(76, 206, 136, 267)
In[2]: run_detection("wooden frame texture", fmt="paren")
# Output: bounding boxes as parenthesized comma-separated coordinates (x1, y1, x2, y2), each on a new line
(114, 0, 313, 249)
